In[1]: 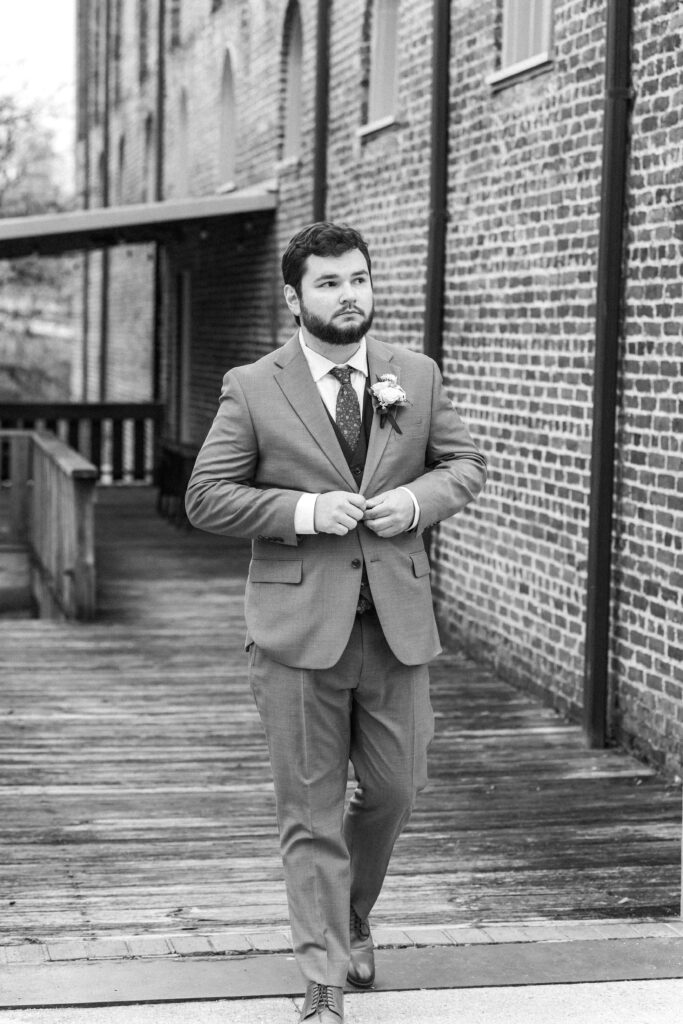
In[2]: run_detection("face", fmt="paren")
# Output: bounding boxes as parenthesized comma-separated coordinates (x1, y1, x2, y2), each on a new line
(284, 249, 374, 346)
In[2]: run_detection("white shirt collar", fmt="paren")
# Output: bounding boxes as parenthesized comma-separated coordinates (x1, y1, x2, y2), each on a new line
(298, 330, 368, 383)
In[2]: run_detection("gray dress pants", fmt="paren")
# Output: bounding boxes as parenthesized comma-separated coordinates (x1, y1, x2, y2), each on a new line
(249, 607, 434, 986)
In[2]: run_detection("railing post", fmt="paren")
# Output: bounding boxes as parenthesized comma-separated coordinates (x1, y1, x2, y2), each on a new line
(9, 432, 31, 544)
(71, 477, 96, 619)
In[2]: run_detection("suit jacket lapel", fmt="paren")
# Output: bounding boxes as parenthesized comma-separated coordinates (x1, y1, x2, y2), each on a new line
(360, 338, 395, 493)
(274, 335, 358, 490)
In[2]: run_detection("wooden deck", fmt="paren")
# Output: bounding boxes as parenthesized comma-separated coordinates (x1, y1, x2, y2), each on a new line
(0, 487, 680, 943)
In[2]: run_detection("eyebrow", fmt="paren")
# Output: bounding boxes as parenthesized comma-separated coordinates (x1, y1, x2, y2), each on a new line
(312, 270, 369, 283)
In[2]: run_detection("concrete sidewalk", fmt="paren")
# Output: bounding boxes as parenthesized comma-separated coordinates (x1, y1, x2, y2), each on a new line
(2, 924, 683, 1023)
(1, 981, 683, 1024)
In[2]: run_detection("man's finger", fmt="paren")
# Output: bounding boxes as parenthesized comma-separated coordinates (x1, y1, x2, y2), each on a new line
(363, 501, 386, 519)
(346, 504, 365, 522)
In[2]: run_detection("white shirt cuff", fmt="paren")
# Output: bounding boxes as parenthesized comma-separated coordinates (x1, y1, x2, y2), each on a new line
(398, 486, 420, 531)
(294, 492, 320, 534)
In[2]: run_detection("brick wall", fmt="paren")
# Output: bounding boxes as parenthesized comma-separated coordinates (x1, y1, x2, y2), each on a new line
(76, 0, 683, 775)
(429, 0, 683, 777)
(610, 0, 683, 775)
(324, 0, 434, 354)
(432, 0, 607, 723)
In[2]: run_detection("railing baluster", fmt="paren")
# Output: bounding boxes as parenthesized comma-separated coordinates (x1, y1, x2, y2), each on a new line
(90, 419, 102, 472)
(8, 433, 31, 544)
(68, 419, 80, 451)
(0, 403, 165, 486)
(112, 418, 124, 482)
(133, 419, 146, 480)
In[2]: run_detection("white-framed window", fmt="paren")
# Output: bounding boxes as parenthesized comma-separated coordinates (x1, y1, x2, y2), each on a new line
(363, 0, 400, 132)
(176, 89, 190, 196)
(218, 50, 237, 189)
(116, 135, 126, 204)
(491, 0, 554, 85)
(139, 0, 150, 83)
(281, 2, 303, 162)
(143, 113, 155, 201)
(170, 0, 182, 48)
(113, 0, 124, 105)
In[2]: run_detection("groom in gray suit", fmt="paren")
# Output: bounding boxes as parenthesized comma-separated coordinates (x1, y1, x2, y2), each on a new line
(185, 222, 486, 1023)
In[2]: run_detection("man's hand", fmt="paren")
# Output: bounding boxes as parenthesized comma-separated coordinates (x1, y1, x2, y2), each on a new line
(363, 489, 414, 537)
(314, 492, 367, 535)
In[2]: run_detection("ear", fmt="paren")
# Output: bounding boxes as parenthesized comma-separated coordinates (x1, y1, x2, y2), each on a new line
(283, 284, 301, 317)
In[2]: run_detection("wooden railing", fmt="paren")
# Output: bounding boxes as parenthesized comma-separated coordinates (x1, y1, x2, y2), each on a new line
(1, 430, 97, 620)
(0, 402, 164, 485)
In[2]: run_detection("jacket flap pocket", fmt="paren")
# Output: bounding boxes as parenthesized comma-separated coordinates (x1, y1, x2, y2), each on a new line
(410, 551, 431, 578)
(249, 559, 303, 584)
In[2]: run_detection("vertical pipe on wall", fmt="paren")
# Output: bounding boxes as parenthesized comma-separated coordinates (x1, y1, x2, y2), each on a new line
(423, 0, 451, 369)
(584, 0, 634, 748)
(79, 0, 91, 399)
(99, 0, 112, 402)
(313, 0, 331, 222)
(155, 0, 166, 203)
(153, 0, 166, 402)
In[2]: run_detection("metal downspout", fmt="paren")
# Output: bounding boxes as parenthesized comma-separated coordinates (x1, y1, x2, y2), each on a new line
(152, 0, 166, 403)
(584, 0, 634, 747)
(313, 0, 331, 222)
(80, 0, 91, 399)
(99, 0, 112, 402)
(423, 0, 451, 369)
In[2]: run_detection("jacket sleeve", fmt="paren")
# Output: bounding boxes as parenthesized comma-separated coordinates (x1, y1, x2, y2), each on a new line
(406, 360, 487, 532)
(185, 370, 304, 545)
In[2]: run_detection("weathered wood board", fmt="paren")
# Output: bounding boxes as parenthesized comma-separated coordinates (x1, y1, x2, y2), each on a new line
(0, 487, 680, 942)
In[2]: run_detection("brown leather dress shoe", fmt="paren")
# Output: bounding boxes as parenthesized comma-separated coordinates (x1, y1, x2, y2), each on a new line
(300, 982, 344, 1022)
(347, 905, 375, 988)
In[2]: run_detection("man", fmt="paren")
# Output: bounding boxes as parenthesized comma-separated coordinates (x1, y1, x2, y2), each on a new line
(185, 222, 486, 1023)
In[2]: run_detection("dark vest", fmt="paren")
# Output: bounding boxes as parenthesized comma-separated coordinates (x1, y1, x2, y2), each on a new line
(326, 389, 374, 483)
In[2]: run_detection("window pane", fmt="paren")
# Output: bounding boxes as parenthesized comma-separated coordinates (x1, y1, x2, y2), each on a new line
(368, 0, 399, 124)
(283, 6, 303, 159)
(502, 0, 552, 69)
(219, 53, 236, 184)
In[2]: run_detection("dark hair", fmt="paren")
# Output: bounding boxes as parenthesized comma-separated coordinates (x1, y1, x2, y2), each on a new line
(281, 221, 372, 295)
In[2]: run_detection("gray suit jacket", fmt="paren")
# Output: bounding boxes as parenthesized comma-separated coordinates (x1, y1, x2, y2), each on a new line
(185, 334, 487, 669)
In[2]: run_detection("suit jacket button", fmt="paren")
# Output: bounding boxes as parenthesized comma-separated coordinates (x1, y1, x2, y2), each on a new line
(351, 558, 362, 569)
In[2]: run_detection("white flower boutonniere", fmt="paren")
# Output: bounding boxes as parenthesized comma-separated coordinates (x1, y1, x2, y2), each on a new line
(368, 373, 409, 433)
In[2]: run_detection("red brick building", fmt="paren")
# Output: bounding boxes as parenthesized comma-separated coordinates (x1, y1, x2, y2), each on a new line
(73, 1, 683, 777)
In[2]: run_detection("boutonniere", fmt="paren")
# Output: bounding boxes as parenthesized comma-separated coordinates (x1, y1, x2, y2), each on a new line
(368, 373, 409, 433)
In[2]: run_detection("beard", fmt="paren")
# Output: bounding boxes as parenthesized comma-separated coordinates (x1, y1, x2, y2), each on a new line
(299, 299, 374, 346)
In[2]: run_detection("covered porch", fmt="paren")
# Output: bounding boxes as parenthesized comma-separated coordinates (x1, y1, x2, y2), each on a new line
(0, 486, 680, 949)
(0, 185, 280, 525)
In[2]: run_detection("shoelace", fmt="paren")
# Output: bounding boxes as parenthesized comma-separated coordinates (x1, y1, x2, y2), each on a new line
(350, 905, 370, 940)
(310, 983, 334, 1011)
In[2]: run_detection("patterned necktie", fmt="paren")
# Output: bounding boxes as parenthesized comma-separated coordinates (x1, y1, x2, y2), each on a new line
(330, 365, 362, 450)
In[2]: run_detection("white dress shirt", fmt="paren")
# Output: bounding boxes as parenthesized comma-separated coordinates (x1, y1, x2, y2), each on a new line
(294, 332, 419, 534)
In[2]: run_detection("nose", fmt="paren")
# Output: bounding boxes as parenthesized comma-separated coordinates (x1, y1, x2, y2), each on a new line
(339, 280, 357, 304)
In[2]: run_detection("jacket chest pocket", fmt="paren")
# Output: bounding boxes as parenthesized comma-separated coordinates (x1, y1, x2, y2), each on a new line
(389, 417, 425, 440)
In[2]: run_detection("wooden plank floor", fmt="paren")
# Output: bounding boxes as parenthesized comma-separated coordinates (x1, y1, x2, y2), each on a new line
(0, 487, 680, 942)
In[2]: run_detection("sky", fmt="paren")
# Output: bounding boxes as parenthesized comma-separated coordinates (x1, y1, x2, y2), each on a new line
(0, 1, 77, 191)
